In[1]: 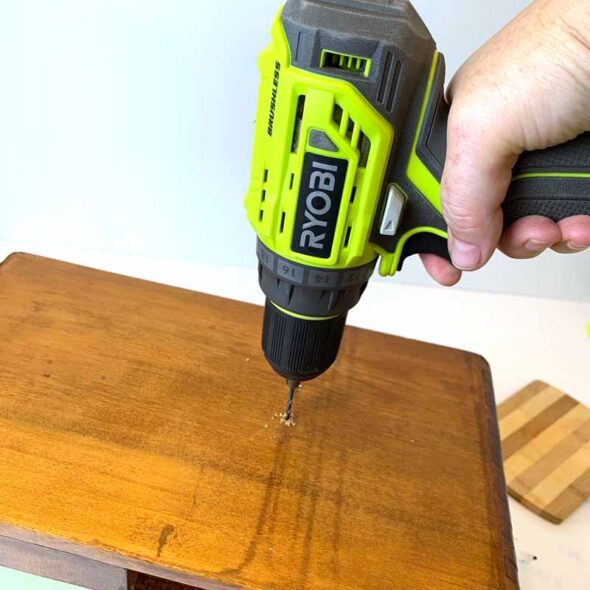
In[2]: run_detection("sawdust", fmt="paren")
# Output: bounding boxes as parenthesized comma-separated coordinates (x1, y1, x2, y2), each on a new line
(279, 412, 296, 427)
(272, 412, 296, 427)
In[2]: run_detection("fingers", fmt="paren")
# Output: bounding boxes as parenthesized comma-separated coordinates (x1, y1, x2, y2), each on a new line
(420, 254, 462, 287)
(499, 216, 562, 258)
(441, 103, 516, 271)
(553, 215, 590, 253)
(500, 215, 590, 257)
(419, 215, 589, 285)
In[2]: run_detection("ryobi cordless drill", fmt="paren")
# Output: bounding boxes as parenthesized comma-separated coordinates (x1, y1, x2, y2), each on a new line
(245, 0, 590, 407)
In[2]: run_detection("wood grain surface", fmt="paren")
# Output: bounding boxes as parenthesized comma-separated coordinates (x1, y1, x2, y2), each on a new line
(0, 253, 518, 590)
(499, 380, 590, 524)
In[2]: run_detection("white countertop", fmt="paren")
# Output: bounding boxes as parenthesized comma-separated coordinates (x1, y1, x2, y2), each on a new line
(1, 241, 588, 590)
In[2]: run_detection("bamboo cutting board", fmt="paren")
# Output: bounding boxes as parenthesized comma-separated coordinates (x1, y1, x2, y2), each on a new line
(0, 253, 518, 590)
(499, 381, 590, 524)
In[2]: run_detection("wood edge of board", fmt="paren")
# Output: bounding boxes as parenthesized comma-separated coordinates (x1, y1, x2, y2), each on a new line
(0, 524, 242, 590)
(469, 357, 520, 589)
(0, 251, 26, 270)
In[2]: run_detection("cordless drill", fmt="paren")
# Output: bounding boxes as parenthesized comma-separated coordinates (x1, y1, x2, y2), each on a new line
(245, 0, 590, 414)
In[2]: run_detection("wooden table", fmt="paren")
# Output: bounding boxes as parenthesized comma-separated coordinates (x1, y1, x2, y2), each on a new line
(0, 253, 519, 589)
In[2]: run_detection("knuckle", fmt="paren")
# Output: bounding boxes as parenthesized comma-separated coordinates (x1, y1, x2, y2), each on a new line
(441, 163, 475, 193)
(447, 103, 485, 140)
(448, 97, 510, 150)
(442, 198, 484, 233)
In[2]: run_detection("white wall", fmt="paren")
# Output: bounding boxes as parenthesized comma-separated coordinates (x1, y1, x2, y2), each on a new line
(0, 0, 587, 301)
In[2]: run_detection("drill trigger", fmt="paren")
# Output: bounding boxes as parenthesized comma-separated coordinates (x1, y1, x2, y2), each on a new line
(396, 233, 451, 271)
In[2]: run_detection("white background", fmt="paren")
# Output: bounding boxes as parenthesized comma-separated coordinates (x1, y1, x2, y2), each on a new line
(0, 0, 588, 302)
(1, 0, 589, 588)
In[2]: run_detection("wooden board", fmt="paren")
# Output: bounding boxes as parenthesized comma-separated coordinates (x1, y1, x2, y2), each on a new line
(0, 253, 518, 590)
(498, 381, 590, 524)
(0, 535, 127, 590)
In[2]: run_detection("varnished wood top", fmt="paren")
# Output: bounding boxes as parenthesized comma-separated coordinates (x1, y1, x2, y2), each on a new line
(0, 254, 518, 589)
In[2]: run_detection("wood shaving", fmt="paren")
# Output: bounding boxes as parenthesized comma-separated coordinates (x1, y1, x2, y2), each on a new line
(279, 412, 296, 427)
(271, 411, 296, 427)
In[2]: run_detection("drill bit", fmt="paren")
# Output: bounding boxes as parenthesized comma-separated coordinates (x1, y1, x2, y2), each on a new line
(284, 379, 300, 421)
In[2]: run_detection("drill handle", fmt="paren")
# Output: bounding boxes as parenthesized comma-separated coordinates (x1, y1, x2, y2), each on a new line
(381, 53, 590, 275)
(504, 134, 590, 226)
(419, 56, 590, 234)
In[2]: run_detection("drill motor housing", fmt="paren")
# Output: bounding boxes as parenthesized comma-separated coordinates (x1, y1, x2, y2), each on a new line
(246, 0, 448, 382)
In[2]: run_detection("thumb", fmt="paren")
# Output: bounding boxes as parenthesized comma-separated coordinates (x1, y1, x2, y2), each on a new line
(441, 101, 517, 271)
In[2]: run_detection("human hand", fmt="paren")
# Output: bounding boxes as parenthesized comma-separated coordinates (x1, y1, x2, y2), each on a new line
(421, 0, 590, 286)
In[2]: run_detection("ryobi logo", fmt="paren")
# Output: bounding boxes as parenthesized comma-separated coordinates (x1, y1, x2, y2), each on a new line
(292, 153, 348, 259)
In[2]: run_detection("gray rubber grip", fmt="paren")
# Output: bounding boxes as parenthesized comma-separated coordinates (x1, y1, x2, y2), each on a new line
(421, 77, 590, 229)
(504, 133, 590, 227)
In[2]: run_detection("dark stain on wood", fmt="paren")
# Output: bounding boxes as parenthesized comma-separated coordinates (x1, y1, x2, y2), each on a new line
(157, 525, 175, 558)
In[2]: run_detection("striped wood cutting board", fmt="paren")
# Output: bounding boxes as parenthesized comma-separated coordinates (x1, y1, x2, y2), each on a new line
(498, 381, 590, 524)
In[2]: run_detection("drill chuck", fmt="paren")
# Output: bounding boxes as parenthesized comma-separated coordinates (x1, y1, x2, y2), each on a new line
(256, 240, 374, 382)
(262, 300, 346, 382)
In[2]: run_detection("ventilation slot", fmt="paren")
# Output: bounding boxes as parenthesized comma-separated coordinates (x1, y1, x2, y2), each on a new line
(350, 186, 357, 204)
(333, 102, 372, 170)
(321, 50, 370, 77)
(377, 51, 402, 112)
(280, 212, 286, 233)
(289, 173, 295, 190)
(358, 132, 371, 168)
(346, 117, 354, 141)
(332, 103, 343, 127)
(344, 226, 352, 248)
(291, 95, 306, 153)
(332, 102, 374, 168)
(259, 168, 268, 220)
